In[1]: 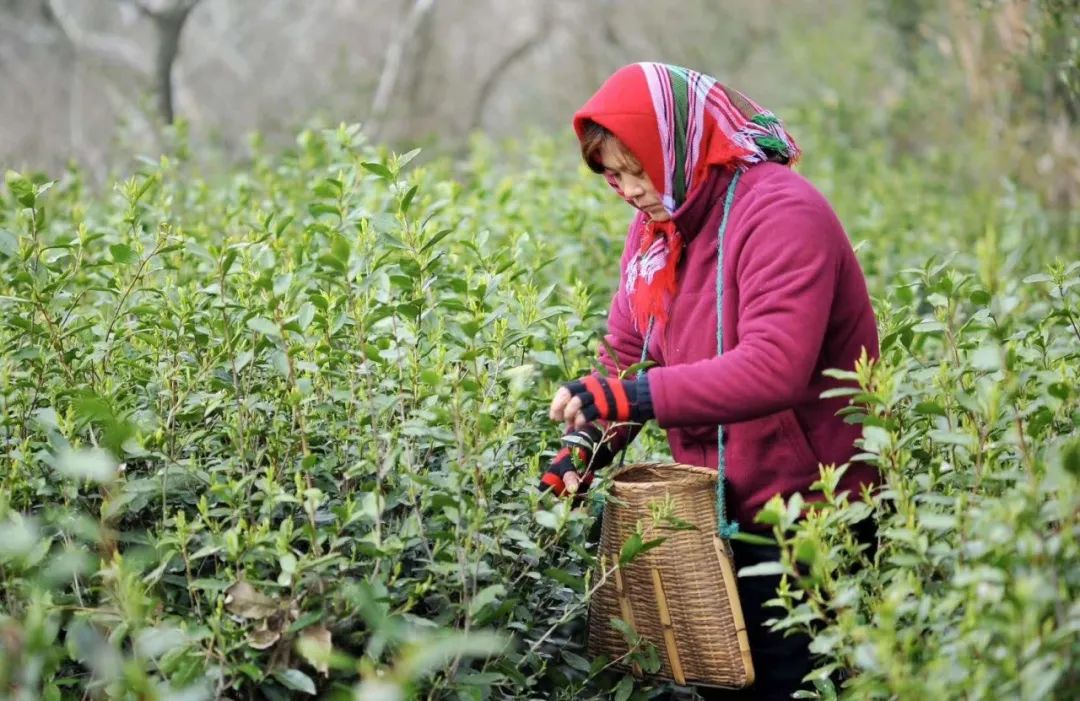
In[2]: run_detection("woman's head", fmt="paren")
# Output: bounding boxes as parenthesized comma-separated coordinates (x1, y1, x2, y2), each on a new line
(573, 63, 799, 216)
(580, 120, 670, 222)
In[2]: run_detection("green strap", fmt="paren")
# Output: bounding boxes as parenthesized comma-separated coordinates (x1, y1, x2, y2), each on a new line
(597, 172, 742, 540)
(715, 169, 742, 539)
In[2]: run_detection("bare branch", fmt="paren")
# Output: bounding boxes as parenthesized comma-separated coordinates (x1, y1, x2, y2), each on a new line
(368, 0, 436, 139)
(125, 0, 201, 20)
(46, 0, 148, 75)
(469, 4, 554, 134)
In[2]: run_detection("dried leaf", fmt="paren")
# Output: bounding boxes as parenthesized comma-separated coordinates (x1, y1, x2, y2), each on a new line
(224, 581, 278, 619)
(247, 626, 281, 650)
(296, 624, 332, 675)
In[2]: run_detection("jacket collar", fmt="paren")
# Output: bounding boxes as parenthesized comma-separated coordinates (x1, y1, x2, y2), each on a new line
(672, 166, 737, 243)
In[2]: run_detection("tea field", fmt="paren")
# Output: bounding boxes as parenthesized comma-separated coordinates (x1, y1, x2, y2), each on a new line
(0, 118, 1077, 700)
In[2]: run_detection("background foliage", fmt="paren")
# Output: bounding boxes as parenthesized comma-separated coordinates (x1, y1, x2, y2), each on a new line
(1, 1, 1078, 699)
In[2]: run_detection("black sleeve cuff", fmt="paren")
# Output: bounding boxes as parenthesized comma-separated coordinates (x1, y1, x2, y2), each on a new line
(635, 373, 655, 421)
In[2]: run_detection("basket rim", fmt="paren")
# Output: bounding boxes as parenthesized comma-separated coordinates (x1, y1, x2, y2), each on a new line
(607, 461, 717, 484)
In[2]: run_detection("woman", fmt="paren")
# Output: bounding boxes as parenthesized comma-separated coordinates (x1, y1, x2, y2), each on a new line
(541, 63, 880, 699)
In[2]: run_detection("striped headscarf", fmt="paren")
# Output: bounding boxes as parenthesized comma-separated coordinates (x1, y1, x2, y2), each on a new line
(573, 62, 799, 330)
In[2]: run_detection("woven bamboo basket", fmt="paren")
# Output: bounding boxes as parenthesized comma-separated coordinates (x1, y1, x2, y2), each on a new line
(586, 462, 754, 689)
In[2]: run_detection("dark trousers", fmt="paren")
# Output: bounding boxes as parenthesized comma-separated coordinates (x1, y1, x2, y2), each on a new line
(694, 520, 878, 701)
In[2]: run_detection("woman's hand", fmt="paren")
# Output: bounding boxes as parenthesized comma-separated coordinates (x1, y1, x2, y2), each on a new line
(549, 375, 654, 429)
(538, 444, 591, 496)
(538, 424, 624, 497)
(548, 385, 580, 427)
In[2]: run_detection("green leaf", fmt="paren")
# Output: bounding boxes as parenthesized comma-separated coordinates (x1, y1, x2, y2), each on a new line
(398, 147, 421, 167)
(331, 235, 350, 265)
(308, 202, 339, 218)
(619, 533, 644, 565)
(918, 512, 956, 531)
(362, 161, 394, 180)
(620, 360, 655, 378)
(109, 243, 137, 264)
(419, 228, 454, 254)
(614, 674, 634, 701)
(312, 178, 342, 199)
(0, 229, 18, 258)
(731, 531, 776, 546)
(272, 669, 316, 695)
(397, 631, 508, 681)
(544, 567, 584, 592)
(562, 650, 591, 673)
(5, 170, 35, 208)
(296, 302, 316, 332)
(56, 448, 117, 483)
(971, 344, 1001, 371)
(738, 561, 785, 577)
(1062, 439, 1080, 478)
(618, 533, 665, 566)
(247, 316, 280, 337)
(609, 617, 638, 645)
(795, 539, 818, 565)
(131, 174, 156, 203)
(914, 401, 947, 416)
(400, 184, 419, 214)
(534, 510, 559, 530)
(0, 514, 41, 560)
(469, 584, 506, 616)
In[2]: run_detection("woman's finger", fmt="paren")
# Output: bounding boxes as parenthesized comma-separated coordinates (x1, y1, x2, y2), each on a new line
(563, 470, 580, 494)
(549, 386, 572, 421)
(562, 395, 583, 427)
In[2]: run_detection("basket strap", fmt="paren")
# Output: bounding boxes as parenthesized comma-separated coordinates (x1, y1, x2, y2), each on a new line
(714, 169, 742, 539)
(604, 170, 742, 540)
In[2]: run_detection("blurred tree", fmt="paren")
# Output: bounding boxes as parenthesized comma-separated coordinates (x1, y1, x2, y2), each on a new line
(469, 2, 554, 133)
(368, 0, 435, 141)
(123, 0, 202, 124)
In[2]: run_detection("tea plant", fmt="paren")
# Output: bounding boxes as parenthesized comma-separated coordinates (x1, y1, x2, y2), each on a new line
(0, 118, 1076, 700)
(759, 260, 1080, 699)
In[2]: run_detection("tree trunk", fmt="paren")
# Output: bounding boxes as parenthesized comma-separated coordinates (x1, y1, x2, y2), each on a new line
(142, 0, 200, 124)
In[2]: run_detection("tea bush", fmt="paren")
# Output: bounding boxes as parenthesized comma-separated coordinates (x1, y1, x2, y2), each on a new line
(0, 117, 1076, 700)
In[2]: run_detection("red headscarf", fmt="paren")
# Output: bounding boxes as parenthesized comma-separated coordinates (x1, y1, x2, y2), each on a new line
(573, 63, 800, 332)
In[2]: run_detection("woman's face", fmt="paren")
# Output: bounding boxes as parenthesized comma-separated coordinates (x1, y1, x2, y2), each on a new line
(598, 138, 671, 222)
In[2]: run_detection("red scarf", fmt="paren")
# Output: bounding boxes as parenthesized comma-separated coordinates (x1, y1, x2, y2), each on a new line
(626, 218, 683, 332)
(575, 63, 800, 331)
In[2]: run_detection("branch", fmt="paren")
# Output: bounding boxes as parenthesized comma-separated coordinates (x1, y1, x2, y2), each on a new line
(368, 0, 436, 139)
(127, 0, 201, 21)
(469, 5, 553, 133)
(46, 0, 148, 75)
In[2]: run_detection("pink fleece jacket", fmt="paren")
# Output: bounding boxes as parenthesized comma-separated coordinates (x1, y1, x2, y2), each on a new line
(599, 162, 880, 530)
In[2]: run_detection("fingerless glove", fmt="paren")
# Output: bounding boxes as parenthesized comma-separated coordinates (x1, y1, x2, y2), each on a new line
(537, 424, 622, 496)
(561, 373, 654, 424)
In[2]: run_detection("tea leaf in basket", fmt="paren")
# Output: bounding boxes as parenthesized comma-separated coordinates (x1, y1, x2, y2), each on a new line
(659, 514, 698, 532)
